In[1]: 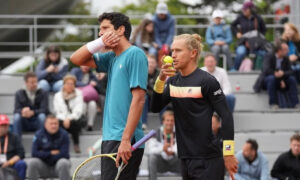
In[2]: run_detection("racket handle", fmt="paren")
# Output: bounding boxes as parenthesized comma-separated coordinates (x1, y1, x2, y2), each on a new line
(131, 129, 156, 151)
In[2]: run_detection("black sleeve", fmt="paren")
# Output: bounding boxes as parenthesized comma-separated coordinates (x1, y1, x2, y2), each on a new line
(271, 154, 289, 180)
(231, 16, 240, 35)
(258, 15, 267, 35)
(206, 77, 234, 140)
(14, 90, 23, 114)
(34, 90, 49, 115)
(283, 59, 294, 77)
(150, 79, 171, 113)
(262, 53, 274, 76)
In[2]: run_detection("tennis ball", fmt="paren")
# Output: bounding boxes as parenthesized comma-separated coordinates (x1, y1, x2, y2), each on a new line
(163, 56, 173, 64)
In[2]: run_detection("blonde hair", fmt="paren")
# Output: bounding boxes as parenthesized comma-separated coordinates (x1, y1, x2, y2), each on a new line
(282, 23, 300, 42)
(63, 74, 77, 85)
(174, 34, 203, 59)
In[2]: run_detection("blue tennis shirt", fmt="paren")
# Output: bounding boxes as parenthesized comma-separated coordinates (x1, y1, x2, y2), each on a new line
(93, 46, 148, 142)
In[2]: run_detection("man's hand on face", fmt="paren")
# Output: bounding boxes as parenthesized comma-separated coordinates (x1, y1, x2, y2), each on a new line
(102, 31, 120, 48)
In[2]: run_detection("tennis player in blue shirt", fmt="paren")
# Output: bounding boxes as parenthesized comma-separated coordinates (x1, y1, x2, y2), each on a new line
(70, 12, 148, 180)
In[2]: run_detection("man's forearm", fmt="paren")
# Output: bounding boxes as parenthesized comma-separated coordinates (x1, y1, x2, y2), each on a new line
(8, 155, 20, 166)
(122, 90, 145, 141)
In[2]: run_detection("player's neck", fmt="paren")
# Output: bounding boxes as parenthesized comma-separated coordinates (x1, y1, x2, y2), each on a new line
(179, 62, 198, 77)
(113, 38, 131, 56)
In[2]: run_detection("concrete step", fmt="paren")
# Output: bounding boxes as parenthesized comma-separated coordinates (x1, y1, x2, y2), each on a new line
(234, 111, 300, 132)
(0, 75, 23, 94)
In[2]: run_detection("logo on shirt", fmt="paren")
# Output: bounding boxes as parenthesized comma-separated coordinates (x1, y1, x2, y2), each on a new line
(170, 85, 203, 98)
(225, 145, 231, 151)
(119, 64, 122, 69)
(213, 89, 222, 96)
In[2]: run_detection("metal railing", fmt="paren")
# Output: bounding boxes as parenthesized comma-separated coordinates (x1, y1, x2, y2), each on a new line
(0, 14, 299, 59)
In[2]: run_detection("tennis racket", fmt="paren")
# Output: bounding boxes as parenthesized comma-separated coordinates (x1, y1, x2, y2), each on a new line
(72, 129, 156, 180)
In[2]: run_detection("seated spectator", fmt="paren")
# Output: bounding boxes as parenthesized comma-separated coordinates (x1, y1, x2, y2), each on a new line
(71, 66, 98, 131)
(27, 115, 70, 180)
(53, 75, 84, 153)
(281, 23, 300, 84)
(206, 9, 233, 70)
(271, 133, 300, 180)
(148, 110, 180, 180)
(254, 41, 299, 109)
(154, 2, 175, 64)
(235, 139, 269, 180)
(0, 114, 26, 180)
(95, 72, 107, 113)
(36, 46, 68, 93)
(131, 18, 157, 55)
(231, 1, 267, 70)
(13, 72, 48, 137)
(142, 55, 160, 130)
(202, 53, 236, 112)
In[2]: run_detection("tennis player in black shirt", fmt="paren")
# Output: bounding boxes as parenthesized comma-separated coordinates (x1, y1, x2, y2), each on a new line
(151, 34, 238, 180)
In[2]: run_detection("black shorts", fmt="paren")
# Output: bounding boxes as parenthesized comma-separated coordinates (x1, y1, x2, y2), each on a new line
(101, 140, 144, 180)
(181, 156, 224, 180)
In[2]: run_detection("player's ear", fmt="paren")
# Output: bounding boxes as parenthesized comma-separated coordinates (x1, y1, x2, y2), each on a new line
(190, 49, 198, 59)
(117, 25, 125, 36)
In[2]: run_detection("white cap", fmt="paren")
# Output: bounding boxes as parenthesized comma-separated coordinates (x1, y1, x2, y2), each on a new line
(212, 10, 224, 19)
(156, 2, 168, 14)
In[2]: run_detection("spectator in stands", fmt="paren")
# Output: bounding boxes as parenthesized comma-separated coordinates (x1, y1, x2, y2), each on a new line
(96, 72, 107, 113)
(281, 23, 300, 84)
(206, 9, 233, 70)
(36, 46, 69, 93)
(271, 133, 300, 180)
(53, 75, 84, 153)
(254, 41, 299, 109)
(154, 2, 175, 62)
(27, 114, 70, 180)
(202, 53, 236, 112)
(235, 139, 269, 180)
(71, 66, 98, 131)
(0, 114, 26, 180)
(231, 1, 267, 70)
(142, 54, 160, 130)
(148, 110, 180, 180)
(131, 17, 157, 55)
(13, 72, 48, 137)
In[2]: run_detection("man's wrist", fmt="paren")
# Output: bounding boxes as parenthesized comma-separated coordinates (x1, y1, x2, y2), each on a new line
(223, 140, 235, 156)
(86, 37, 105, 54)
(154, 77, 165, 94)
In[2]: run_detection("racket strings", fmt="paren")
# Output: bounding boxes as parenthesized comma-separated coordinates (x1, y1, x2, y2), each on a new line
(73, 157, 104, 180)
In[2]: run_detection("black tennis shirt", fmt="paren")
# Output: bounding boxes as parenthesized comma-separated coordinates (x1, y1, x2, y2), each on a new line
(151, 68, 234, 159)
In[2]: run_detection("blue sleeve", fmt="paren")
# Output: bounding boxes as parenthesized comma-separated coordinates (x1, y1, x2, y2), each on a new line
(206, 26, 215, 46)
(93, 52, 114, 73)
(51, 132, 70, 163)
(154, 22, 163, 48)
(260, 155, 269, 180)
(225, 25, 233, 44)
(52, 63, 69, 81)
(165, 17, 175, 47)
(35, 60, 49, 80)
(31, 134, 51, 160)
(127, 49, 148, 90)
(71, 68, 87, 87)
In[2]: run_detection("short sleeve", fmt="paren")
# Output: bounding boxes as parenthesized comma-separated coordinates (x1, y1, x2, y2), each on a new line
(93, 52, 115, 72)
(127, 49, 148, 90)
(205, 76, 226, 104)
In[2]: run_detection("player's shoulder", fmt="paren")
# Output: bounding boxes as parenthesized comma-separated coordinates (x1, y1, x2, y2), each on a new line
(128, 46, 147, 56)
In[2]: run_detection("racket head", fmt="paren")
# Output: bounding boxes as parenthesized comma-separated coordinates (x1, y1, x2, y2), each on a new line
(72, 153, 117, 180)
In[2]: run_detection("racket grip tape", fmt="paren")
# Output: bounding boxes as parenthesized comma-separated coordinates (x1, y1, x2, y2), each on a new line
(131, 129, 156, 151)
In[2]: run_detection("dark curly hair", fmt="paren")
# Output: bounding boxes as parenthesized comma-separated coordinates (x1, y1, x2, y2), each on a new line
(98, 12, 132, 40)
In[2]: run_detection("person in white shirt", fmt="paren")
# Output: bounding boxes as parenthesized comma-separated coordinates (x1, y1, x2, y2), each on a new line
(53, 74, 84, 153)
(202, 53, 236, 112)
(147, 110, 180, 180)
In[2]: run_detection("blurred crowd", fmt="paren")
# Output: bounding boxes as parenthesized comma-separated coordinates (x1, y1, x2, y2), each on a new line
(0, 1, 300, 179)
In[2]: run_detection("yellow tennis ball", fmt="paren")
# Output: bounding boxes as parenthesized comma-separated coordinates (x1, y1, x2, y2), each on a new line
(163, 56, 173, 64)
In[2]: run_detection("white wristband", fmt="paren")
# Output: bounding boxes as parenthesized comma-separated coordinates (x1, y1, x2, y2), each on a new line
(86, 37, 105, 54)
